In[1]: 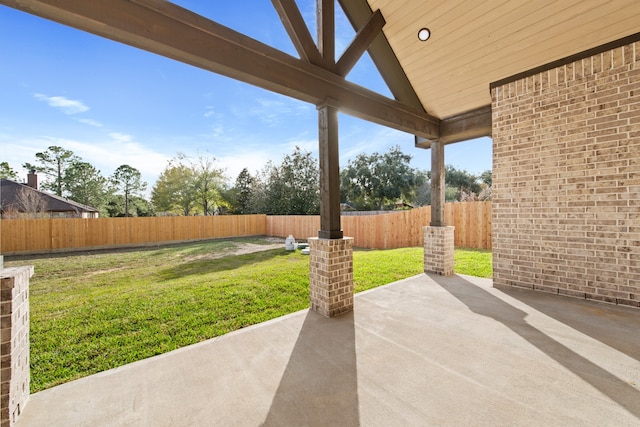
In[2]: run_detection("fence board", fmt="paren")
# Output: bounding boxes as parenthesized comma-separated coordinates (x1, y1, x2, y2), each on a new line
(1, 203, 491, 255)
(1, 215, 267, 255)
(266, 201, 491, 250)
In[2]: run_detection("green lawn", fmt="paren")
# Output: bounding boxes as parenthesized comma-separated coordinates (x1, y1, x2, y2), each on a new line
(6, 238, 491, 392)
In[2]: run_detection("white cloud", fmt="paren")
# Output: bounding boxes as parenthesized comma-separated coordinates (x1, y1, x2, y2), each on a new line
(203, 107, 220, 119)
(281, 137, 317, 156)
(0, 133, 169, 195)
(208, 125, 226, 138)
(108, 132, 132, 143)
(341, 126, 408, 161)
(201, 107, 227, 138)
(0, 139, 51, 183)
(33, 93, 89, 115)
(216, 149, 274, 180)
(237, 96, 311, 127)
(74, 118, 103, 127)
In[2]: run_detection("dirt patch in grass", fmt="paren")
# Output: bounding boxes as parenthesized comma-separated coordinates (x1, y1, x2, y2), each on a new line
(85, 266, 128, 277)
(181, 242, 284, 262)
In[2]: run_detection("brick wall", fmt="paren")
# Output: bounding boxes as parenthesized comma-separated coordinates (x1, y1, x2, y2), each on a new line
(491, 41, 640, 307)
(1, 266, 33, 426)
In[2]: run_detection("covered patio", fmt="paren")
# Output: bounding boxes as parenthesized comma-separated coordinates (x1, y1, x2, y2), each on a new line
(1, 0, 639, 425)
(15, 274, 640, 426)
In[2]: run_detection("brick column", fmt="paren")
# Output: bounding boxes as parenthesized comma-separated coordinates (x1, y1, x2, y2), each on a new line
(308, 237, 354, 317)
(424, 226, 455, 276)
(1, 266, 33, 427)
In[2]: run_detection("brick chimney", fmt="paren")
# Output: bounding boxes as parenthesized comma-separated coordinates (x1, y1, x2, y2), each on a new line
(27, 170, 38, 189)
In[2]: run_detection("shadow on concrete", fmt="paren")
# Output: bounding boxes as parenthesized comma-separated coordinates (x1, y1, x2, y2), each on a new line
(498, 285, 640, 362)
(262, 310, 360, 426)
(434, 274, 640, 419)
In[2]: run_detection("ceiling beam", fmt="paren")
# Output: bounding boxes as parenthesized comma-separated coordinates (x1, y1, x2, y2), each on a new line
(440, 106, 492, 144)
(338, 0, 424, 112)
(335, 9, 385, 77)
(415, 106, 492, 148)
(1, 0, 439, 139)
(271, 0, 324, 67)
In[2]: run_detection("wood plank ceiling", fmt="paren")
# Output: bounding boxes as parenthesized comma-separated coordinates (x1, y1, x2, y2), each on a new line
(365, 0, 640, 120)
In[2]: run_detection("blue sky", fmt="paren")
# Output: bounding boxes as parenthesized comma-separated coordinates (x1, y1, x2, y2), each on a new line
(0, 1, 491, 191)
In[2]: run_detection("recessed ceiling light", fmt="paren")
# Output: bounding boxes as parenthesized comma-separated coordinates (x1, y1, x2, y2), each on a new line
(418, 28, 431, 42)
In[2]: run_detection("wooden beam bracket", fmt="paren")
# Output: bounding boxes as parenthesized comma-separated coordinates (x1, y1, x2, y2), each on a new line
(415, 105, 491, 149)
(271, 0, 324, 67)
(335, 9, 385, 77)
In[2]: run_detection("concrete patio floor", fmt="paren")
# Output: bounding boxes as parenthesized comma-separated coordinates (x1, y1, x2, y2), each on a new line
(16, 273, 640, 426)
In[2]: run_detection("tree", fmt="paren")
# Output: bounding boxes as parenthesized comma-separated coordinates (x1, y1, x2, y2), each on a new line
(13, 187, 47, 218)
(341, 145, 419, 210)
(262, 146, 319, 215)
(443, 165, 482, 198)
(63, 161, 108, 209)
(410, 170, 430, 207)
(151, 160, 198, 215)
(150, 153, 227, 216)
(247, 163, 271, 214)
(110, 165, 147, 217)
(129, 196, 155, 217)
(479, 170, 492, 186)
(460, 169, 492, 201)
(23, 146, 79, 196)
(0, 162, 18, 180)
(190, 154, 226, 215)
(227, 168, 255, 214)
(422, 165, 490, 202)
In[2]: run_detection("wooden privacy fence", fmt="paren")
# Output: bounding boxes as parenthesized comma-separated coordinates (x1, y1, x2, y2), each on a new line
(0, 202, 491, 254)
(267, 201, 492, 249)
(1, 215, 266, 254)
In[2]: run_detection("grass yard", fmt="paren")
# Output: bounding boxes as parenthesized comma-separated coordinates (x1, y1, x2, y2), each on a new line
(6, 238, 491, 392)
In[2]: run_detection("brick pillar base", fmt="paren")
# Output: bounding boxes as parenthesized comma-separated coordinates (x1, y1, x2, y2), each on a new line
(308, 237, 354, 317)
(424, 226, 455, 276)
(1, 266, 33, 427)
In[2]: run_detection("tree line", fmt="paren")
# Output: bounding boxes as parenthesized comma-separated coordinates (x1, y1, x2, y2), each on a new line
(1, 145, 491, 217)
(2, 147, 148, 217)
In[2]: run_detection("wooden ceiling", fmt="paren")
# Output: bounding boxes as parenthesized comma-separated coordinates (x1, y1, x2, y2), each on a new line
(364, 0, 640, 119)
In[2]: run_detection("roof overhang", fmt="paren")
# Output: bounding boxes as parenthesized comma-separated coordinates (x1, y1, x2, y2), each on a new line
(357, 0, 640, 120)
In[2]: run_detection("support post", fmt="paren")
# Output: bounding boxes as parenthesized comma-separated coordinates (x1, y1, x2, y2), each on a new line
(424, 140, 455, 275)
(1, 266, 33, 426)
(317, 102, 343, 240)
(430, 140, 445, 226)
(308, 1, 352, 317)
(310, 101, 353, 317)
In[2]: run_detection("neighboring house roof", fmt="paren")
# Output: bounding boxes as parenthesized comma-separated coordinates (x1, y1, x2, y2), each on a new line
(394, 200, 415, 209)
(340, 202, 357, 211)
(0, 178, 99, 214)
